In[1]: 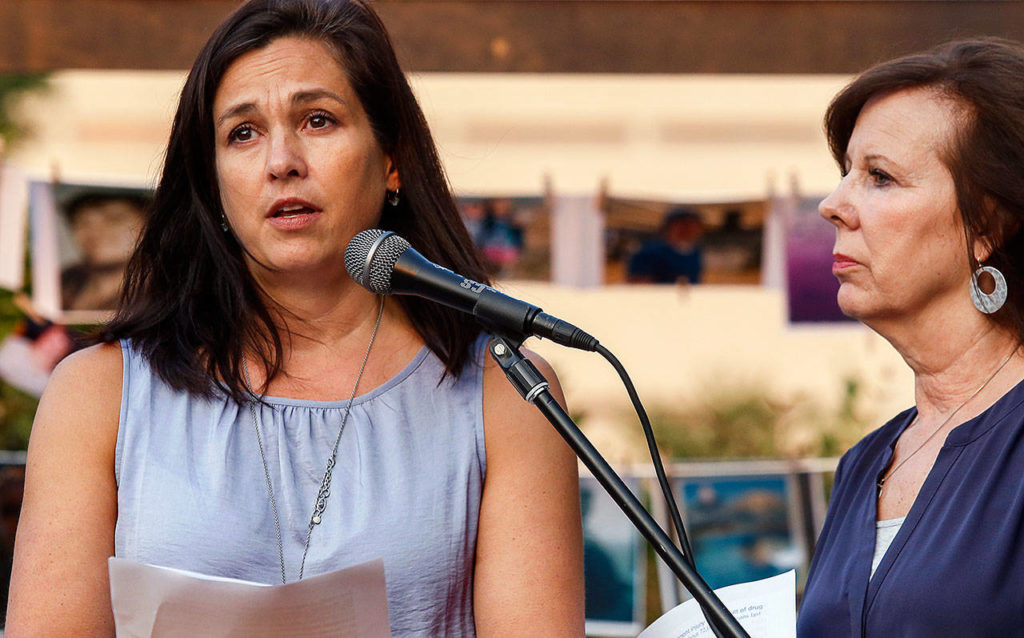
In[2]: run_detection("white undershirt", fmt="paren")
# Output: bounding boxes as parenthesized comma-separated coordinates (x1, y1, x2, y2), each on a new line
(871, 516, 907, 578)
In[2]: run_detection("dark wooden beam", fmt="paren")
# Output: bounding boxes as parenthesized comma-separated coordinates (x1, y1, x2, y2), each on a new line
(1, 1, 1022, 74)
(0, 1, 236, 73)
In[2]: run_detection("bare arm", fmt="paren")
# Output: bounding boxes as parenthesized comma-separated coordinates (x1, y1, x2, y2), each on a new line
(6, 343, 122, 636)
(474, 347, 585, 637)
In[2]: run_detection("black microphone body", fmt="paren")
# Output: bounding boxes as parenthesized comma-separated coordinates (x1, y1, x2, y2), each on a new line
(346, 230, 598, 351)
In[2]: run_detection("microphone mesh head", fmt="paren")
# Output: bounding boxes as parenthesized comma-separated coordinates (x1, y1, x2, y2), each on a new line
(344, 229, 411, 294)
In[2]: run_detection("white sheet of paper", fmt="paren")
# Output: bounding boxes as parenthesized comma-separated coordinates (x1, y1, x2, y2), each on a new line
(639, 570, 796, 638)
(109, 557, 391, 638)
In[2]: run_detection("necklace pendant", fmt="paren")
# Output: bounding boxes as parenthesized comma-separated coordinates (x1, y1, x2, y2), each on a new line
(245, 296, 386, 585)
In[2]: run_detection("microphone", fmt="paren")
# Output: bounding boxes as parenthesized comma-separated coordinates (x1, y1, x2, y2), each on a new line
(345, 229, 599, 351)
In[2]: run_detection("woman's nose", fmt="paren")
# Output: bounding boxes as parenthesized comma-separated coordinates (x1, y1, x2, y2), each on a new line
(819, 178, 857, 228)
(266, 131, 308, 180)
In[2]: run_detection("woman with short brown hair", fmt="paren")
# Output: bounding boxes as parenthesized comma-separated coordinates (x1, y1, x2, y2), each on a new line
(799, 38, 1024, 636)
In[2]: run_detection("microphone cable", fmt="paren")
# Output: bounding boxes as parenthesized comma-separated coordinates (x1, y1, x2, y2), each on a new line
(595, 343, 696, 571)
(598, 343, 734, 636)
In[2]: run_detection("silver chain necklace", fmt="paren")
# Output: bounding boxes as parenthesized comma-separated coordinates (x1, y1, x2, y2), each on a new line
(242, 296, 384, 584)
(878, 346, 1017, 492)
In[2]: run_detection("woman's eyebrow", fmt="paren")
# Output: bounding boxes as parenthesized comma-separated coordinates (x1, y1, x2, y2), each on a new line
(863, 152, 892, 164)
(291, 89, 347, 107)
(215, 102, 257, 128)
(214, 91, 347, 128)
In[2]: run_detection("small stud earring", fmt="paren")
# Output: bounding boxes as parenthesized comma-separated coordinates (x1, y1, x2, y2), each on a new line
(220, 214, 230, 233)
(386, 188, 401, 207)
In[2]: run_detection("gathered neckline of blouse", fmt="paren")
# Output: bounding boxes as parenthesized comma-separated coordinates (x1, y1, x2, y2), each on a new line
(253, 344, 430, 409)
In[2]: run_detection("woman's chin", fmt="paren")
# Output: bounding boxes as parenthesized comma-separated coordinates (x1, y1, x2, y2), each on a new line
(250, 255, 348, 284)
(836, 288, 871, 323)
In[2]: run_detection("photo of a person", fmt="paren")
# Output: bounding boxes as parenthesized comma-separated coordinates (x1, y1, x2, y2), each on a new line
(626, 207, 705, 284)
(475, 198, 525, 276)
(58, 191, 148, 312)
(456, 195, 550, 280)
(604, 197, 765, 285)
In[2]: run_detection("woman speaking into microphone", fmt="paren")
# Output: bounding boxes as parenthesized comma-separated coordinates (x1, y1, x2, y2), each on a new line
(6, 1, 584, 635)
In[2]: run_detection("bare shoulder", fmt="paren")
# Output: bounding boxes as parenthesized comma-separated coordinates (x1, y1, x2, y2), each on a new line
(36, 341, 124, 440)
(49, 340, 124, 389)
(481, 345, 566, 414)
(7, 343, 123, 633)
(479, 344, 571, 462)
(479, 344, 572, 476)
(26, 340, 124, 485)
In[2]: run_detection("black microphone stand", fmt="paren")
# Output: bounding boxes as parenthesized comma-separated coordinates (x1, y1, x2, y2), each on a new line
(487, 334, 750, 638)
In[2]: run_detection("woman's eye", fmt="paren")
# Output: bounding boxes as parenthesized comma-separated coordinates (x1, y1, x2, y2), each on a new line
(869, 168, 893, 186)
(228, 124, 256, 144)
(307, 112, 335, 130)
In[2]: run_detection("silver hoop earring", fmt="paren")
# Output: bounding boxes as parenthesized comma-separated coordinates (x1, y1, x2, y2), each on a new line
(970, 265, 1008, 314)
(386, 188, 401, 207)
(220, 215, 230, 233)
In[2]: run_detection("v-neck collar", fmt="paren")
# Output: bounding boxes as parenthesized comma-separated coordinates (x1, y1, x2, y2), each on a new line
(851, 376, 1024, 635)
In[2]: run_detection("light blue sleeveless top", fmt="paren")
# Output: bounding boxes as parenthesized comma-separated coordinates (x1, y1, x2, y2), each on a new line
(114, 336, 488, 637)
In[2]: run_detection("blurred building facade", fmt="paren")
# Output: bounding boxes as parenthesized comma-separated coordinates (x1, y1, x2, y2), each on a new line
(4, 1, 1023, 457)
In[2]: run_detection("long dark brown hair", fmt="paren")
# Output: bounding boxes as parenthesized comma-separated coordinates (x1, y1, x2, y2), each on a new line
(825, 38, 1024, 342)
(101, 0, 489, 401)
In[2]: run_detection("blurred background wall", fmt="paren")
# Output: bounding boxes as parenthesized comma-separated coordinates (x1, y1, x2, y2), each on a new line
(5, 0, 1024, 457)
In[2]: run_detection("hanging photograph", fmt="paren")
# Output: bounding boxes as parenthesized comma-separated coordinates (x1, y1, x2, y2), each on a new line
(783, 195, 852, 323)
(580, 475, 645, 637)
(676, 473, 805, 591)
(456, 195, 550, 281)
(603, 196, 766, 286)
(30, 181, 152, 323)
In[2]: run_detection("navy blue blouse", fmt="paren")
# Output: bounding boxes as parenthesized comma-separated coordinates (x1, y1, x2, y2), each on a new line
(798, 378, 1024, 637)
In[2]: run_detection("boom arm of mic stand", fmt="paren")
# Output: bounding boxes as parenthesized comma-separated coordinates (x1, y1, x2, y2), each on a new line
(486, 335, 749, 638)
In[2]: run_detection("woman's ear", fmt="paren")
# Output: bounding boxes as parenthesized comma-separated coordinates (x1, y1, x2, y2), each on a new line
(385, 156, 400, 192)
(973, 235, 994, 264)
(972, 196, 1001, 264)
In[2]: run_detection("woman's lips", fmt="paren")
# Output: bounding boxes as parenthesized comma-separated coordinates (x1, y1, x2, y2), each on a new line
(266, 198, 322, 230)
(267, 208, 322, 230)
(832, 253, 860, 273)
